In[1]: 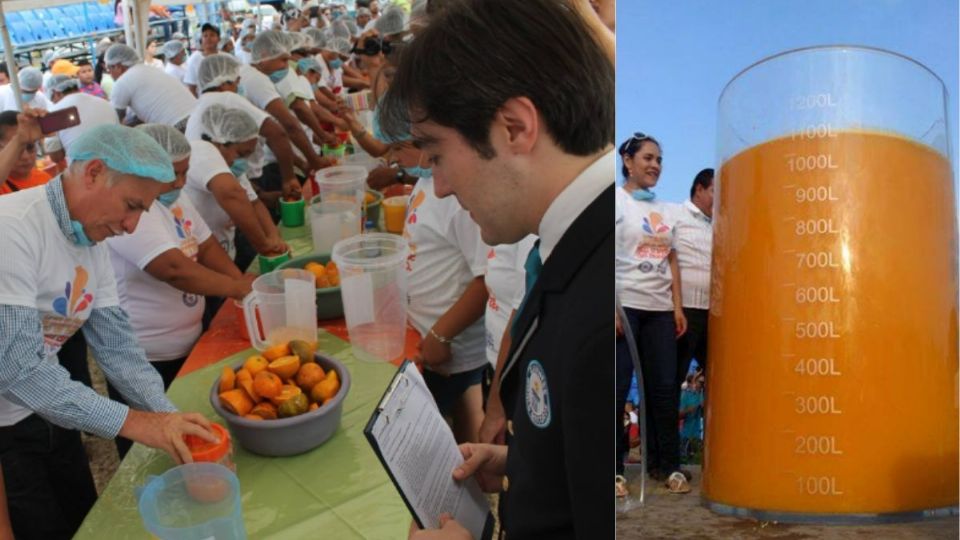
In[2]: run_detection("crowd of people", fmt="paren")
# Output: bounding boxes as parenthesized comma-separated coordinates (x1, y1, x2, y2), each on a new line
(615, 132, 715, 497)
(0, 0, 616, 539)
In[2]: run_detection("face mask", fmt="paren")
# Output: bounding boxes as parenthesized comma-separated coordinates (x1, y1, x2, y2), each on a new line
(268, 67, 289, 83)
(70, 220, 94, 246)
(237, 84, 246, 97)
(21, 92, 36, 103)
(329, 59, 343, 70)
(297, 58, 313, 73)
(331, 11, 341, 19)
(158, 188, 181, 207)
(404, 165, 432, 178)
(632, 188, 655, 201)
(230, 158, 249, 178)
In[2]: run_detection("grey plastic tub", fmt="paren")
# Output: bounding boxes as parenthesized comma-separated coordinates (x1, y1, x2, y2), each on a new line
(209, 353, 351, 457)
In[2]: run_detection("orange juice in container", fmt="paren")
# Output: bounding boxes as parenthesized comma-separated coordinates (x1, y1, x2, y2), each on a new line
(704, 46, 958, 523)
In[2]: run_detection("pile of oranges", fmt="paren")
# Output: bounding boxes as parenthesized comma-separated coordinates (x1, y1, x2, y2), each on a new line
(217, 339, 343, 421)
(305, 260, 340, 288)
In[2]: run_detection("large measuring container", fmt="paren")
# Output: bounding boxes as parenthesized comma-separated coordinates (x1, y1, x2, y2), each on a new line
(704, 46, 958, 523)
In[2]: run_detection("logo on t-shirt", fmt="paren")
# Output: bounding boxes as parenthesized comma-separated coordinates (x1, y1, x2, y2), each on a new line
(172, 206, 194, 239)
(402, 190, 427, 271)
(44, 265, 94, 356)
(525, 360, 551, 429)
(182, 292, 199, 307)
(642, 212, 671, 235)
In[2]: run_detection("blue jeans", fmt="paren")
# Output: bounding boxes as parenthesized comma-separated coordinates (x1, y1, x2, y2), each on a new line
(616, 308, 679, 475)
(0, 414, 98, 540)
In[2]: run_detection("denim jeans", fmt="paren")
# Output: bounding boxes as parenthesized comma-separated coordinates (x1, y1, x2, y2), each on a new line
(0, 414, 98, 540)
(616, 308, 679, 475)
(676, 307, 709, 383)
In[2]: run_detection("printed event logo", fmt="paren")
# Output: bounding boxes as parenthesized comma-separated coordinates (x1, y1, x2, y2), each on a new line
(402, 190, 427, 271)
(525, 360, 551, 428)
(44, 265, 94, 356)
(53, 266, 93, 317)
(171, 206, 193, 239)
(182, 292, 199, 307)
(642, 212, 670, 235)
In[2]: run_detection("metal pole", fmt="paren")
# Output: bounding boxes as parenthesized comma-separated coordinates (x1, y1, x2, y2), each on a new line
(0, 2, 23, 111)
(122, 0, 134, 48)
(82, 1, 95, 61)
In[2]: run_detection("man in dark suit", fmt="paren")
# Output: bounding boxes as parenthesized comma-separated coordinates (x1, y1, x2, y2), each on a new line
(380, 0, 615, 538)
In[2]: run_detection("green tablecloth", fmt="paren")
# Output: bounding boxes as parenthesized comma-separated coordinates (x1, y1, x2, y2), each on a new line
(75, 331, 410, 539)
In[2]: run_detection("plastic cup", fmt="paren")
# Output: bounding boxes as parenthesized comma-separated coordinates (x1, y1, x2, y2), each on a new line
(309, 197, 361, 255)
(257, 252, 291, 274)
(382, 195, 407, 234)
(705, 45, 958, 522)
(331, 233, 408, 361)
(137, 462, 246, 540)
(322, 144, 347, 162)
(279, 197, 305, 227)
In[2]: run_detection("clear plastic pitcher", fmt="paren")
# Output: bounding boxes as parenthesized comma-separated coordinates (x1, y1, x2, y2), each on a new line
(137, 462, 246, 540)
(309, 196, 361, 255)
(314, 165, 367, 207)
(331, 233, 408, 361)
(242, 269, 317, 351)
(705, 45, 958, 523)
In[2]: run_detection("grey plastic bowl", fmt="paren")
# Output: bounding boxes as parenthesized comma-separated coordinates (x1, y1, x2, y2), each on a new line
(276, 253, 343, 320)
(209, 353, 352, 457)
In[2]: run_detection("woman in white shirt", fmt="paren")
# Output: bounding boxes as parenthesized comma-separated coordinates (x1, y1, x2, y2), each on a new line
(615, 133, 689, 494)
(105, 124, 253, 457)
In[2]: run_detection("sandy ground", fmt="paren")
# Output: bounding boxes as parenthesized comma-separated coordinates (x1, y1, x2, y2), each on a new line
(80, 359, 120, 495)
(616, 464, 958, 539)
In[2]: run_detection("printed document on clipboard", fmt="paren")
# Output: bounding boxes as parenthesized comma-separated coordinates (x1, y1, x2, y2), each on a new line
(364, 360, 494, 540)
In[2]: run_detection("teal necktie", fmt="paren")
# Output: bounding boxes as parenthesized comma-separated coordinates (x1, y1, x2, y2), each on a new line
(511, 240, 542, 338)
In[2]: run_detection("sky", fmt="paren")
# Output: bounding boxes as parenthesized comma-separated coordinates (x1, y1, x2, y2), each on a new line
(616, 0, 959, 204)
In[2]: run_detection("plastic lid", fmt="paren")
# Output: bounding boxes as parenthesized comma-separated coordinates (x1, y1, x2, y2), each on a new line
(184, 422, 231, 463)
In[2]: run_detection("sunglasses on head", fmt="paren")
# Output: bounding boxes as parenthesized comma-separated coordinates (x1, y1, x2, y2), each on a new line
(353, 37, 394, 56)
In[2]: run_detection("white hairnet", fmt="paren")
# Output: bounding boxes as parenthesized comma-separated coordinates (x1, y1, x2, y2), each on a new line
(45, 74, 79, 98)
(356, 7, 371, 17)
(322, 37, 352, 56)
(297, 32, 316, 51)
(137, 124, 192, 162)
(304, 28, 326, 49)
(162, 39, 185, 60)
(330, 20, 351, 40)
(342, 19, 359, 38)
(242, 18, 257, 29)
(200, 104, 259, 145)
(251, 30, 289, 63)
(68, 125, 175, 183)
(375, 5, 408, 37)
(105, 44, 141, 67)
(18, 67, 43, 92)
(238, 26, 256, 44)
(198, 53, 241, 92)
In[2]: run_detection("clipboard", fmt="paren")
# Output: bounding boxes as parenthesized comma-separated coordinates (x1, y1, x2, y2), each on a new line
(364, 360, 494, 540)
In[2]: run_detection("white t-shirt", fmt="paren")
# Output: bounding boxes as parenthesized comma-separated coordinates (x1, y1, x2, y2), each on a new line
(275, 69, 312, 105)
(0, 185, 120, 426)
(235, 48, 253, 65)
(106, 197, 212, 361)
(110, 64, 197, 126)
(165, 61, 187, 84)
(238, 64, 282, 110)
(666, 200, 713, 310)
(185, 90, 271, 177)
(48, 92, 119, 153)
(615, 188, 677, 311)
(183, 51, 205, 87)
(483, 234, 537, 367)
(404, 176, 489, 375)
(312, 53, 332, 89)
(183, 140, 258, 259)
(145, 58, 164, 70)
(0, 85, 52, 112)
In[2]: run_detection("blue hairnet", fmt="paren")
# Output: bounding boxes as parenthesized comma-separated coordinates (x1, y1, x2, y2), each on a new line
(297, 56, 323, 74)
(18, 67, 42, 92)
(68, 125, 175, 183)
(105, 44, 141, 67)
(137, 124, 192, 162)
(45, 74, 79, 99)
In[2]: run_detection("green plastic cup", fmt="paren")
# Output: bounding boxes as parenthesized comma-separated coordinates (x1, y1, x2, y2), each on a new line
(279, 197, 305, 227)
(258, 251, 291, 273)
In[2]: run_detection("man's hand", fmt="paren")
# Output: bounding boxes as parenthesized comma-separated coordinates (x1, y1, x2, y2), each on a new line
(15, 107, 46, 146)
(478, 400, 506, 445)
(119, 410, 216, 464)
(454, 443, 508, 493)
(409, 514, 473, 540)
(263, 236, 290, 256)
(281, 177, 302, 201)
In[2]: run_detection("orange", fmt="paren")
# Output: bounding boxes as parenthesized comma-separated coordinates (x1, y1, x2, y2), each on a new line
(243, 414, 264, 421)
(235, 367, 252, 384)
(263, 342, 291, 361)
(296, 362, 326, 393)
(269, 384, 303, 407)
(218, 367, 236, 393)
(253, 371, 283, 399)
(329, 274, 340, 287)
(316, 275, 331, 288)
(325, 369, 339, 386)
(268, 355, 301, 380)
(310, 377, 339, 403)
(250, 401, 278, 420)
(219, 389, 254, 416)
(325, 261, 338, 274)
(243, 355, 269, 376)
(309, 402, 319, 412)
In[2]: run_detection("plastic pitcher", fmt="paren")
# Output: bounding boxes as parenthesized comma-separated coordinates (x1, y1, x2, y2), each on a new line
(137, 462, 246, 540)
(242, 269, 317, 351)
(309, 197, 361, 255)
(314, 165, 366, 207)
(331, 233, 408, 361)
(704, 45, 958, 522)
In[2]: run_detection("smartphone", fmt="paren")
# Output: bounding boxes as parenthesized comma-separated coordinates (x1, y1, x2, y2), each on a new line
(38, 106, 81, 135)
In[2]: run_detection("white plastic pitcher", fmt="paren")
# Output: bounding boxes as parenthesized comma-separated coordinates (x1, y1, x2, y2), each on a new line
(314, 165, 367, 207)
(242, 269, 317, 351)
(331, 234, 408, 361)
(309, 196, 361, 255)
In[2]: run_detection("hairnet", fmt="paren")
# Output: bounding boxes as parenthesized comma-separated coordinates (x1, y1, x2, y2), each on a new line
(161, 39, 185, 60)
(68, 125, 175, 183)
(95, 38, 113, 59)
(251, 30, 289, 63)
(322, 37, 353, 56)
(356, 7, 371, 17)
(18, 67, 43, 92)
(198, 53, 241, 92)
(330, 20, 351, 40)
(200, 104, 259, 144)
(342, 18, 359, 38)
(297, 56, 323, 74)
(304, 28, 326, 49)
(172, 31, 186, 40)
(280, 31, 300, 52)
(242, 18, 257, 29)
(375, 5, 408, 37)
(45, 74, 79, 98)
(238, 26, 256, 43)
(296, 32, 316, 51)
(137, 124, 192, 162)
(104, 44, 141, 67)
